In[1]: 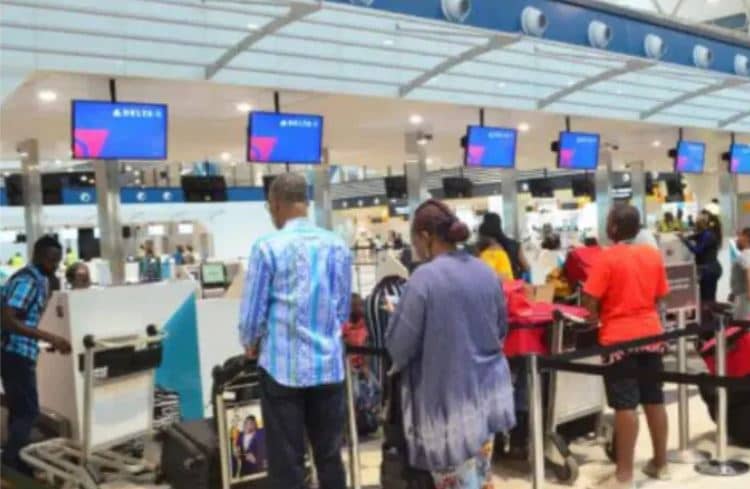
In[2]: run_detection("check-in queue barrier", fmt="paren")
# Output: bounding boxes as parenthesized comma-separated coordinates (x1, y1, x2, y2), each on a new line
(527, 318, 750, 488)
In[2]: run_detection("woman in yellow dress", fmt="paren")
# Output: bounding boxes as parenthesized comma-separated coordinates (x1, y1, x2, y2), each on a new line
(477, 219, 514, 281)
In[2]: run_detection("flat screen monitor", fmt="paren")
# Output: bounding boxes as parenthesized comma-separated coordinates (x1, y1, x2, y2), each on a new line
(71, 100, 168, 160)
(557, 131, 600, 170)
(674, 140, 706, 174)
(201, 263, 227, 288)
(729, 143, 750, 175)
(464, 125, 517, 168)
(442, 177, 473, 199)
(247, 111, 323, 164)
(384, 176, 407, 200)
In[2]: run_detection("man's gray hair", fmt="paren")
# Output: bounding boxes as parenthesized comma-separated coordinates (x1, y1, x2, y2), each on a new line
(269, 172, 308, 204)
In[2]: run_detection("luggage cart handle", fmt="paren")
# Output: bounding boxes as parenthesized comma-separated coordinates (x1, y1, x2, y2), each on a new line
(553, 309, 589, 325)
(82, 325, 163, 350)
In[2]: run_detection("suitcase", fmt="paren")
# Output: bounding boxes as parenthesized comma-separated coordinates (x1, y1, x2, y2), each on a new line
(161, 419, 221, 489)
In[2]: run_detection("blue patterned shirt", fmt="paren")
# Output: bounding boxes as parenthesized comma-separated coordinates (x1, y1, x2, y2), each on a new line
(2, 265, 49, 362)
(239, 218, 353, 387)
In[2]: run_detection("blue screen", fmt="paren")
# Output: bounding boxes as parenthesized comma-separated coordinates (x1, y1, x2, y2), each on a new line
(557, 132, 600, 170)
(247, 112, 323, 164)
(71, 100, 167, 160)
(730, 143, 750, 175)
(464, 126, 517, 168)
(675, 140, 706, 174)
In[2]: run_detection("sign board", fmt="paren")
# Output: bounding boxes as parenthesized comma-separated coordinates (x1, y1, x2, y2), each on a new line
(664, 262, 698, 311)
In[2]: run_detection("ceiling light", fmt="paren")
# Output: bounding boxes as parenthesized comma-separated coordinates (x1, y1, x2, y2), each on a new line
(80, 175, 87, 182)
(236, 102, 252, 113)
(54, 159, 62, 166)
(417, 137, 428, 146)
(383, 39, 395, 46)
(652, 140, 661, 147)
(67, 168, 74, 173)
(37, 90, 57, 102)
(2, 172, 10, 177)
(426, 157, 433, 165)
(247, 23, 259, 30)
(409, 114, 423, 125)
(518, 122, 530, 132)
(134, 178, 142, 185)
(220, 152, 231, 161)
(706, 0, 720, 4)
(125, 165, 134, 172)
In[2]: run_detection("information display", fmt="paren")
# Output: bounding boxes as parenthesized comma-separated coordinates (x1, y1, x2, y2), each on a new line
(201, 263, 227, 287)
(464, 126, 517, 168)
(247, 112, 323, 164)
(674, 140, 706, 174)
(729, 143, 750, 175)
(71, 100, 167, 160)
(557, 132, 600, 170)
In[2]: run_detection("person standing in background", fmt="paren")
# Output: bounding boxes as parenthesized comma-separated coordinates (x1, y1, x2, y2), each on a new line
(1, 236, 72, 475)
(679, 211, 722, 304)
(65, 262, 91, 290)
(138, 240, 161, 282)
(730, 228, 750, 320)
(173, 245, 185, 266)
(480, 212, 529, 280)
(183, 245, 197, 265)
(64, 247, 77, 267)
(238, 173, 352, 489)
(8, 252, 24, 268)
(386, 199, 514, 489)
(583, 205, 670, 489)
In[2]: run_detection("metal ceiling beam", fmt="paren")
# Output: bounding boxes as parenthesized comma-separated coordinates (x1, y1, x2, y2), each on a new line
(536, 60, 651, 109)
(205, 1, 319, 79)
(719, 109, 750, 128)
(398, 35, 519, 97)
(640, 78, 748, 119)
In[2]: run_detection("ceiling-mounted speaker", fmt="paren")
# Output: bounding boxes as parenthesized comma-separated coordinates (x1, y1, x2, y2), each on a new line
(644, 34, 666, 60)
(588, 20, 612, 49)
(693, 45, 713, 69)
(441, 0, 471, 23)
(521, 7, 547, 37)
(735, 54, 749, 76)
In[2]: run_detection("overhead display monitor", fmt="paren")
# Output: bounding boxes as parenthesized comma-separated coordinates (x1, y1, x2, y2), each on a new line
(557, 131, 600, 170)
(729, 143, 750, 175)
(464, 125, 517, 168)
(71, 100, 168, 160)
(247, 111, 323, 164)
(674, 140, 706, 174)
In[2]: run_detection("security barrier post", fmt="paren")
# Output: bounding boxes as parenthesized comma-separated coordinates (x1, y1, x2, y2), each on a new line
(668, 308, 708, 463)
(344, 358, 362, 489)
(528, 355, 545, 489)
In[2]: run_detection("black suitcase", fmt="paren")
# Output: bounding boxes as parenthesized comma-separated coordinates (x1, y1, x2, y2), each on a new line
(161, 419, 221, 489)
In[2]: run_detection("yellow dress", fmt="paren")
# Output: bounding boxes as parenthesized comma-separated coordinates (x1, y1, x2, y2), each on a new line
(480, 248, 514, 281)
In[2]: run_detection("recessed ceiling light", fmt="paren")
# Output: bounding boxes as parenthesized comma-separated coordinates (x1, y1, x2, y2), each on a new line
(426, 157, 433, 165)
(54, 159, 62, 166)
(383, 39, 395, 46)
(247, 23, 259, 30)
(134, 178, 142, 185)
(79, 175, 87, 182)
(236, 102, 252, 113)
(409, 114, 423, 125)
(652, 140, 661, 147)
(125, 165, 134, 172)
(37, 90, 57, 102)
(220, 152, 231, 161)
(518, 122, 530, 132)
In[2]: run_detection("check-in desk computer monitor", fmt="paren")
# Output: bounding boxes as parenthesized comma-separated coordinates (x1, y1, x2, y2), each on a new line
(201, 263, 228, 298)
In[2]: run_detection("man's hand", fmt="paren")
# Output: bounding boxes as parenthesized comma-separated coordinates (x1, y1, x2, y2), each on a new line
(49, 335, 72, 355)
(245, 345, 258, 360)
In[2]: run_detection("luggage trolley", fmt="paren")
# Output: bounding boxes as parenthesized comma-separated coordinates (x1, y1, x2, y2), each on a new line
(543, 310, 605, 484)
(21, 326, 163, 489)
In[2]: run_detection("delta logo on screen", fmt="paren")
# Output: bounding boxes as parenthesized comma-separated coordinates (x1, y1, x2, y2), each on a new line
(464, 126, 516, 168)
(71, 101, 167, 160)
(557, 132, 600, 170)
(559, 148, 576, 168)
(467, 145, 486, 165)
(247, 112, 323, 164)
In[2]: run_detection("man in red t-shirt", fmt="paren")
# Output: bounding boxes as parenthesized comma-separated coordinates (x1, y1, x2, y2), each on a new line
(342, 294, 368, 370)
(583, 204, 670, 489)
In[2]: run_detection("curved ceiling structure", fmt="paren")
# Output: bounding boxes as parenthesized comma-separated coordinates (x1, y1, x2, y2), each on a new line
(0, 0, 748, 134)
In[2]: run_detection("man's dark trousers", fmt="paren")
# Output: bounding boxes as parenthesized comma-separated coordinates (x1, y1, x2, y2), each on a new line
(258, 368, 346, 489)
(1, 352, 39, 475)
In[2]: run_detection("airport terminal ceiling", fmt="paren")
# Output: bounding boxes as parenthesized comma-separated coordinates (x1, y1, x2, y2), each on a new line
(0, 0, 749, 172)
(0, 72, 746, 173)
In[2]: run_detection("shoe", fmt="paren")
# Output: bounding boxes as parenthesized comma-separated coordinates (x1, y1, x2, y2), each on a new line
(589, 474, 635, 489)
(643, 460, 671, 480)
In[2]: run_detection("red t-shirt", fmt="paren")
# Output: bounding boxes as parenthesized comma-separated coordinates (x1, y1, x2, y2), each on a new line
(583, 243, 669, 346)
(342, 319, 368, 369)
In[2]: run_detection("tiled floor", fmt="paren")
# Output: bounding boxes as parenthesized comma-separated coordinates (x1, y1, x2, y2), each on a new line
(105, 386, 749, 489)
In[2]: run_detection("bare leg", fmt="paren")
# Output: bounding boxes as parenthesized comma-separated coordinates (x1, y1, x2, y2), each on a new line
(614, 409, 639, 482)
(643, 403, 668, 468)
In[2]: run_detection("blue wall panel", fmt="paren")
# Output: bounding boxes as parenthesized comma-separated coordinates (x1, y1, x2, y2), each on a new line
(329, 0, 750, 77)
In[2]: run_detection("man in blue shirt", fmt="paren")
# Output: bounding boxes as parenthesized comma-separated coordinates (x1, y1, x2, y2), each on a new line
(1, 236, 71, 474)
(239, 172, 352, 489)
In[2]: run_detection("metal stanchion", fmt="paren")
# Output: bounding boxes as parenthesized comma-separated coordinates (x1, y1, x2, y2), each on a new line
(695, 313, 749, 476)
(668, 308, 709, 464)
(344, 358, 363, 489)
(528, 355, 545, 489)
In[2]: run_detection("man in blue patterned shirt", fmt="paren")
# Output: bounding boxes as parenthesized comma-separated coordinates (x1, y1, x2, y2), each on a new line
(239, 173, 352, 489)
(1, 236, 71, 474)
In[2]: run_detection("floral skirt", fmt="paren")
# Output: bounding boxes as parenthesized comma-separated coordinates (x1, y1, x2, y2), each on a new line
(431, 439, 494, 489)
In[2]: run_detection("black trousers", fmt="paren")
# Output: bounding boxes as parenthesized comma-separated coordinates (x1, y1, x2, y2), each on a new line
(258, 368, 346, 489)
(1, 352, 39, 475)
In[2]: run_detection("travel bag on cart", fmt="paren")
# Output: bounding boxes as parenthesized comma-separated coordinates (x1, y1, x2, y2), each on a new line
(161, 419, 221, 489)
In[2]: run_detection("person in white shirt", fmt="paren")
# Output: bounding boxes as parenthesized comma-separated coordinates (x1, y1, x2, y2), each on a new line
(730, 228, 750, 320)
